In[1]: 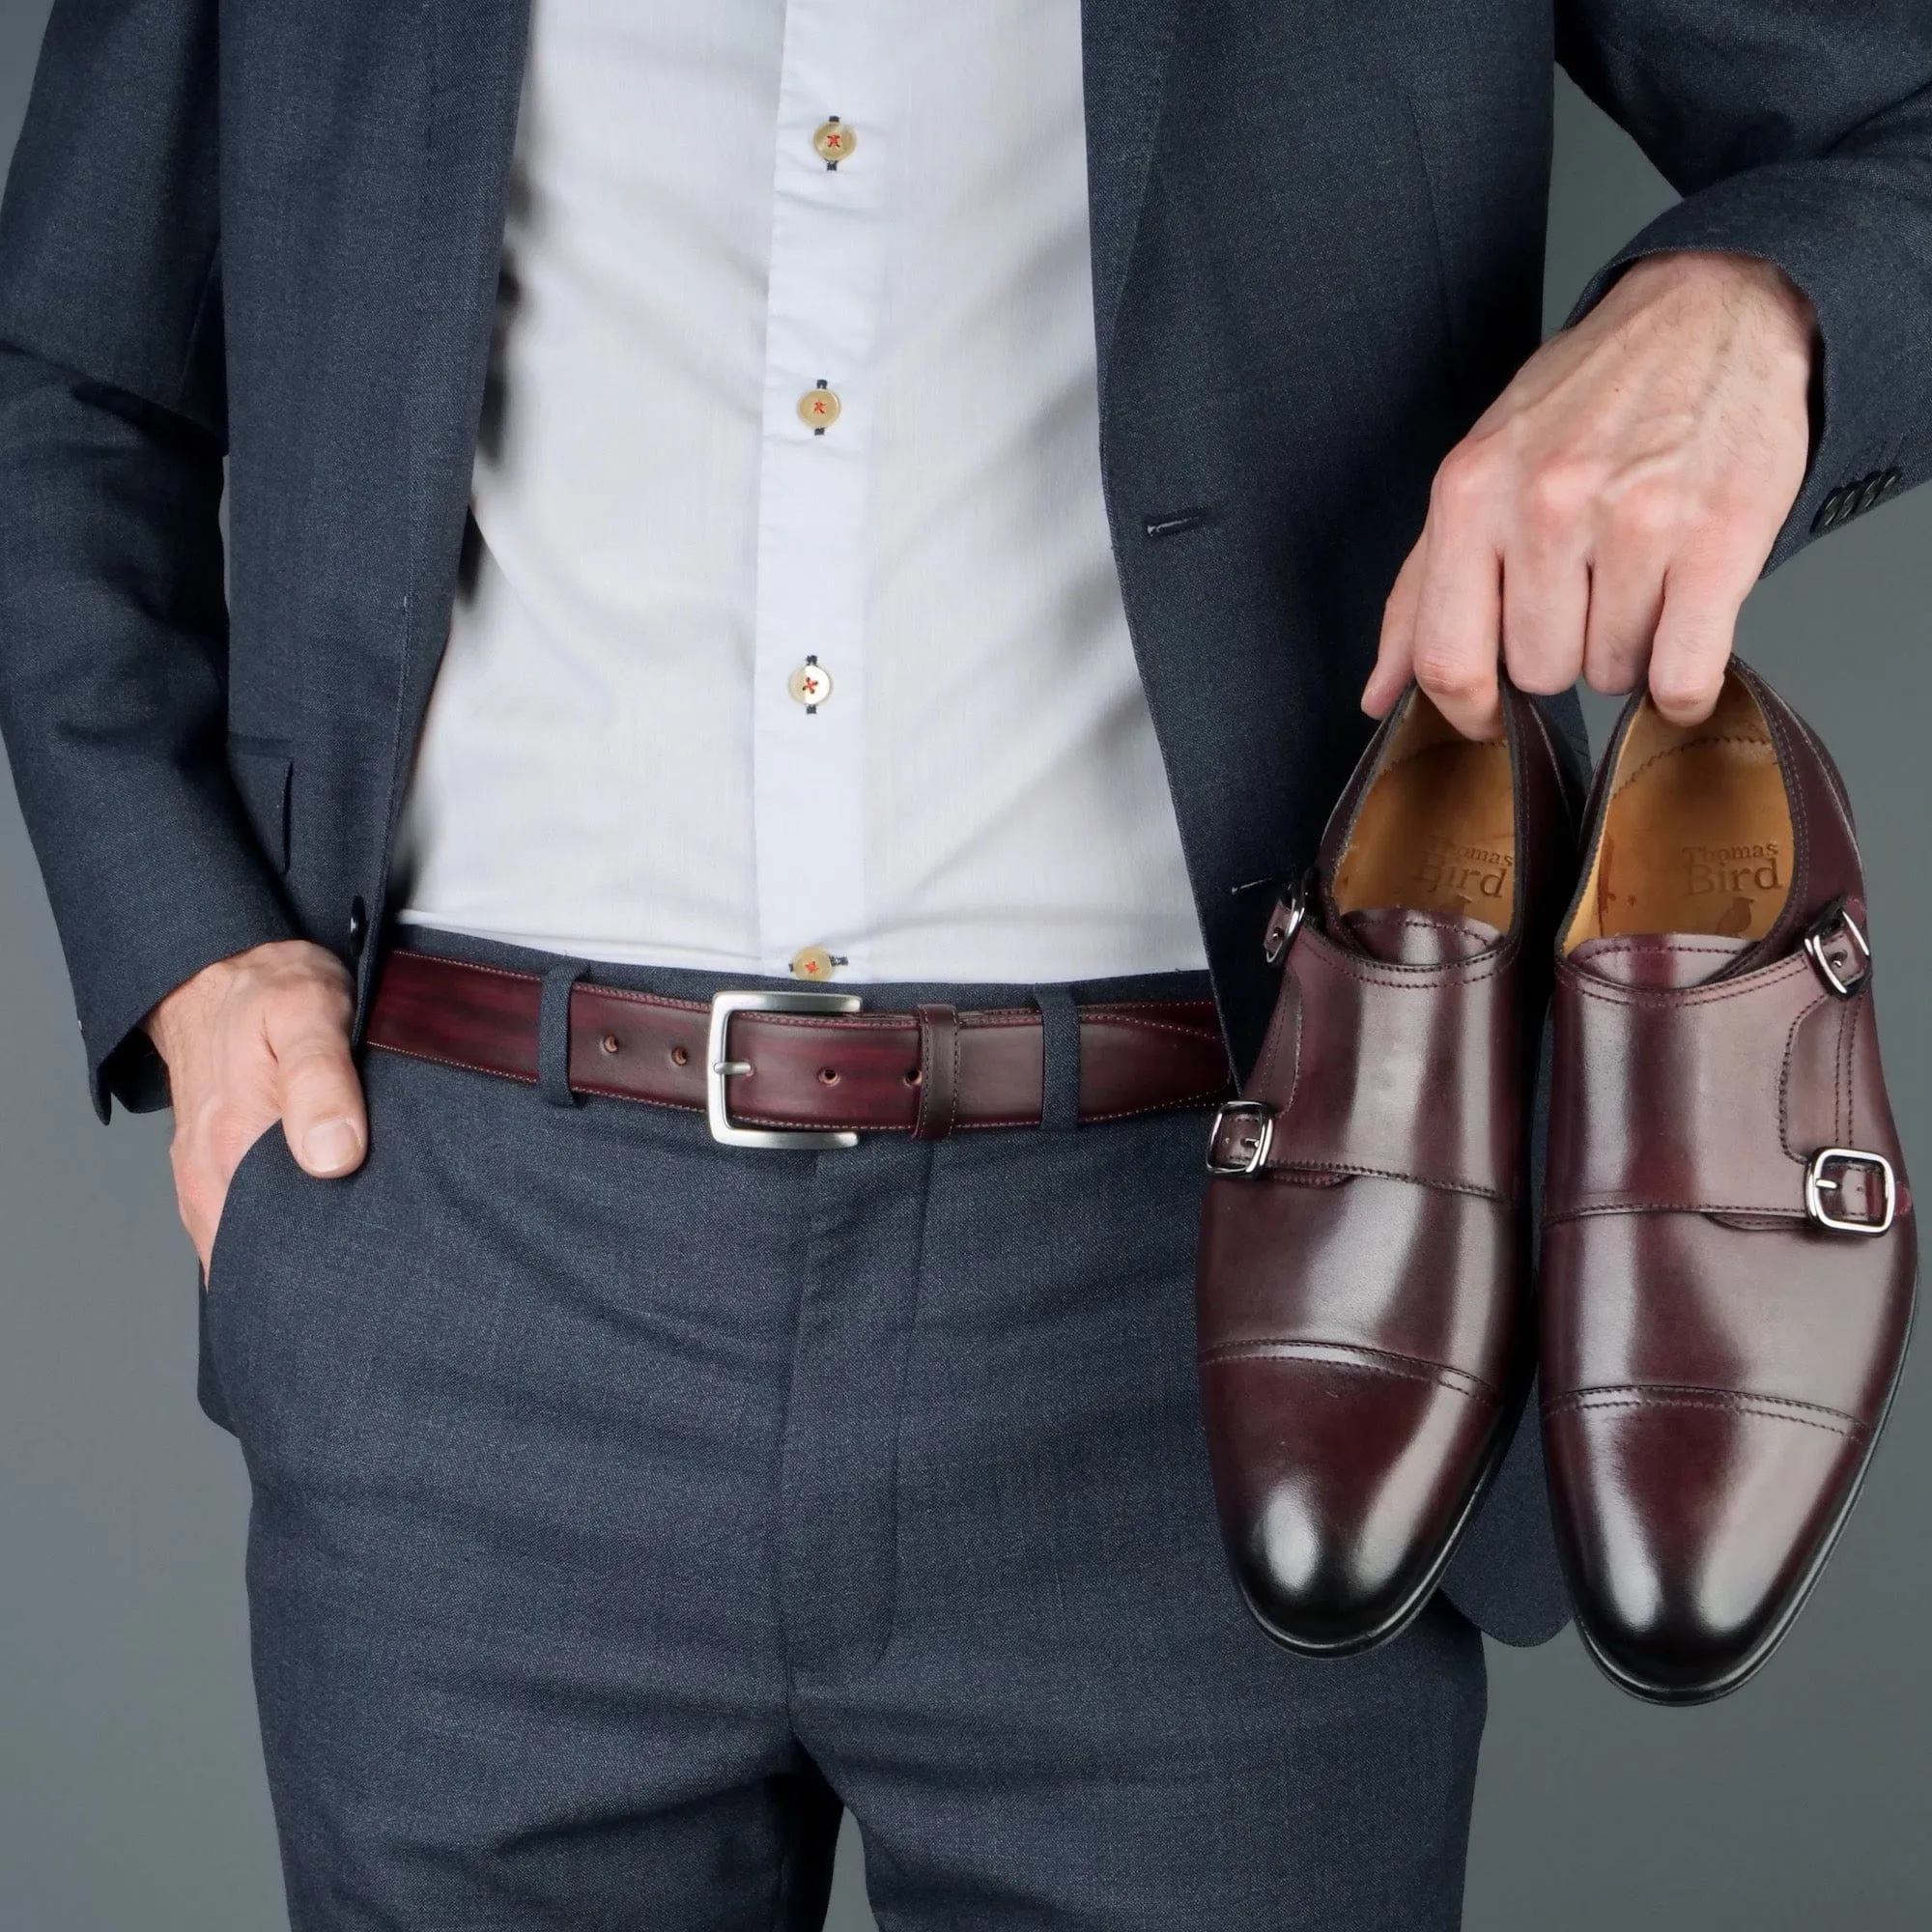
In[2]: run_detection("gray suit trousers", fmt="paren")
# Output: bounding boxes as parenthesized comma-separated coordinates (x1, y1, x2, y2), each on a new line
(201, 931, 1488, 1930)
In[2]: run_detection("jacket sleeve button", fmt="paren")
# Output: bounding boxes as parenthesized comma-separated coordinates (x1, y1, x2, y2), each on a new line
(1812, 489, 1845, 533)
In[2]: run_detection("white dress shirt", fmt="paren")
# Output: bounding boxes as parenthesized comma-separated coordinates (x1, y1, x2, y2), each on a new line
(395, 0, 1208, 983)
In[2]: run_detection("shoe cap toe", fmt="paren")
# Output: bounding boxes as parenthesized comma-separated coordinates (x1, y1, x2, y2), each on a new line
(1203, 1349, 1503, 1653)
(1545, 1389, 1868, 1701)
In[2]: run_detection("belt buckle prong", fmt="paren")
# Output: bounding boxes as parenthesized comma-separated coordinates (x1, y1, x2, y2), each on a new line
(706, 989, 864, 1150)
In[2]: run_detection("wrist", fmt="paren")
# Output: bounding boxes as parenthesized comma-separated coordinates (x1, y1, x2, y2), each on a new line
(1621, 249, 1815, 351)
(141, 939, 338, 1067)
(142, 954, 236, 1069)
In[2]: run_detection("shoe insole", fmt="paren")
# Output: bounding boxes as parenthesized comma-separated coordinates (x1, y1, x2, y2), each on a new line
(1564, 675, 1793, 952)
(1332, 696, 1517, 932)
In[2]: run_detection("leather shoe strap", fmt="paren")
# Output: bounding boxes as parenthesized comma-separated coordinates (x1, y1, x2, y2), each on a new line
(1547, 929, 1912, 1227)
(1232, 923, 1520, 1201)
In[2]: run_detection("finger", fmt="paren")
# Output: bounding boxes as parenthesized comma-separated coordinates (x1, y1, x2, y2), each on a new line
(171, 1141, 221, 1276)
(1580, 548, 1666, 698)
(1364, 541, 1425, 717)
(1646, 553, 1751, 725)
(1409, 514, 1505, 740)
(270, 1002, 369, 1179)
(1499, 510, 1590, 698)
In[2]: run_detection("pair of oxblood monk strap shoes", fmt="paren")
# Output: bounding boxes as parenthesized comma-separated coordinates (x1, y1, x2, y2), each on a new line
(1196, 661, 1916, 1703)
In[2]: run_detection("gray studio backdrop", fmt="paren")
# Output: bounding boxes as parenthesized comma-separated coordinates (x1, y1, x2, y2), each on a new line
(2, 6, 1926, 1926)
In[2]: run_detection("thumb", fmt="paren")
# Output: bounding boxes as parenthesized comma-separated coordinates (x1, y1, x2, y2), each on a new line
(272, 1003, 369, 1179)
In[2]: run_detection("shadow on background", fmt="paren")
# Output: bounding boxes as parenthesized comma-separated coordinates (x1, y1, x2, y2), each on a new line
(0, 17, 1923, 1928)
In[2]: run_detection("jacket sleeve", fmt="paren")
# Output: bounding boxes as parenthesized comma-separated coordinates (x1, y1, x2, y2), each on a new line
(1556, 2, 1932, 568)
(0, 0, 296, 1122)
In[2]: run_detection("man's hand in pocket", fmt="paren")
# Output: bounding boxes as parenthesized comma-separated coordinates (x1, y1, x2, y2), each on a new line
(143, 941, 368, 1273)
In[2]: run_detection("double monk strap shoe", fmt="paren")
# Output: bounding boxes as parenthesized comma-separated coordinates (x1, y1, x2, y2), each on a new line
(1195, 681, 1580, 1655)
(1542, 661, 1917, 1704)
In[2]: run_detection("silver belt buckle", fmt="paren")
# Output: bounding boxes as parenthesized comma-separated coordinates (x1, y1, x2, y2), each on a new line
(1804, 1146, 1897, 1236)
(706, 989, 864, 1150)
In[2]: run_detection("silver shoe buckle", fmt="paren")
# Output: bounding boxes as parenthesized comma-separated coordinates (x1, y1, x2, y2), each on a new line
(1803, 905, 1871, 998)
(1804, 1147, 1896, 1236)
(1263, 868, 1316, 966)
(1206, 1100, 1278, 1177)
(706, 989, 864, 1150)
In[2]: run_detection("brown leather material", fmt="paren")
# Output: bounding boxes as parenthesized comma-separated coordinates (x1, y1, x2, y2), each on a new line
(1200, 1179, 1514, 1380)
(1344, 906, 1501, 965)
(364, 950, 1233, 1133)
(1546, 912, 1913, 1225)
(911, 1004, 961, 1140)
(1542, 660, 1918, 1705)
(1236, 923, 1519, 1199)
(1195, 680, 1580, 1656)
(1568, 931, 1750, 988)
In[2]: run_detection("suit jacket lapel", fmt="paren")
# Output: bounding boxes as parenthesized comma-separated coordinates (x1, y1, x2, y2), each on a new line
(393, 0, 533, 781)
(1082, 0, 1183, 397)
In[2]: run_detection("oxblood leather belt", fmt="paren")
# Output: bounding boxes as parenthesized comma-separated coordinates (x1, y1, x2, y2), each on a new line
(366, 950, 1233, 1147)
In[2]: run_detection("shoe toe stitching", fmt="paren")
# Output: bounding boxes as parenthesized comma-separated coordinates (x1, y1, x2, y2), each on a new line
(1546, 1383, 1866, 1439)
(1201, 1339, 1499, 1404)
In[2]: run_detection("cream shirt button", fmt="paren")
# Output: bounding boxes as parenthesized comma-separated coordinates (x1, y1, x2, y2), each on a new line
(798, 384, 842, 432)
(813, 119, 855, 165)
(787, 659, 833, 709)
(790, 946, 838, 981)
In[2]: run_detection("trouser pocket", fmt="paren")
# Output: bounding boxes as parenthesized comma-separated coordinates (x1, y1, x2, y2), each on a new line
(198, 1123, 294, 1437)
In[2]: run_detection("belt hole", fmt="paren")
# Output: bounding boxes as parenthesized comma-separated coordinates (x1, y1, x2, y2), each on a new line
(903, 1067, 922, 1087)
(670, 1043, 690, 1066)
(600, 1033, 621, 1056)
(818, 1066, 840, 1085)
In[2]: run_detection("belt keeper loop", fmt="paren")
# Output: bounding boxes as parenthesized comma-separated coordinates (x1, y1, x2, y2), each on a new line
(1035, 985, 1082, 1132)
(538, 961, 590, 1108)
(913, 1004, 960, 1140)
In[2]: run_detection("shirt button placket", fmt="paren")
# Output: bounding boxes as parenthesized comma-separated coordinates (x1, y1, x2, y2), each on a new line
(752, 11, 884, 984)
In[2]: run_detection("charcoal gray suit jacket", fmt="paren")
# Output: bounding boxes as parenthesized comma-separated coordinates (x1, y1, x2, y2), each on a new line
(2, 2, 1929, 1642)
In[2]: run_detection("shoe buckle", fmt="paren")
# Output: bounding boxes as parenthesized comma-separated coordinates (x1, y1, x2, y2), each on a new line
(1263, 868, 1318, 965)
(706, 989, 864, 1150)
(1803, 902, 1871, 998)
(1804, 1147, 1896, 1236)
(1206, 1100, 1278, 1177)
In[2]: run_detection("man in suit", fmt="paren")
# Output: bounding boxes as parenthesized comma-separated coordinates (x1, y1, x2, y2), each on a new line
(0, 2, 1925, 1925)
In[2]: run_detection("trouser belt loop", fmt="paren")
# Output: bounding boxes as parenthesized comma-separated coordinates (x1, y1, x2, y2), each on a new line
(912, 1004, 960, 1140)
(538, 961, 591, 1107)
(1035, 984, 1082, 1132)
